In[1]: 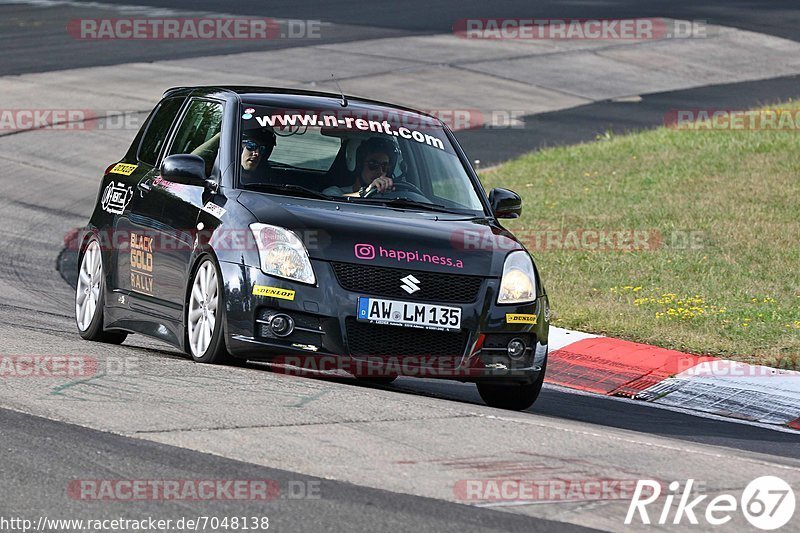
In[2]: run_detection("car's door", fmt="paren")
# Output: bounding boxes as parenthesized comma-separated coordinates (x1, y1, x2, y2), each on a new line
(111, 96, 185, 320)
(133, 98, 225, 312)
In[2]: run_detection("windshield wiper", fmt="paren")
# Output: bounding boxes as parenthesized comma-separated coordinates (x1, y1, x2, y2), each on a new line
(244, 183, 331, 200)
(356, 197, 456, 213)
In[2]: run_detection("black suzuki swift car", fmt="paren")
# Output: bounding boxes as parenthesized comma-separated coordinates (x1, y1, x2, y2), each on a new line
(75, 86, 550, 410)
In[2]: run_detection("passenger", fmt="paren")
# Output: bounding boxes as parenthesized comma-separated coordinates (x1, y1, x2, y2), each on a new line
(240, 129, 277, 184)
(323, 137, 398, 197)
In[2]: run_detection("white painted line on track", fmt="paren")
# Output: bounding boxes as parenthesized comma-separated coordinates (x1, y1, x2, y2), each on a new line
(549, 326, 601, 351)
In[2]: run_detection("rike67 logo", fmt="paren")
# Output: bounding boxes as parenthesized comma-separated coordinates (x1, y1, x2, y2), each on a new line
(626, 477, 795, 530)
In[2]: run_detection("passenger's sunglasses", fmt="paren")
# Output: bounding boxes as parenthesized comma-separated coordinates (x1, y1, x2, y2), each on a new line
(242, 140, 267, 152)
(365, 159, 390, 172)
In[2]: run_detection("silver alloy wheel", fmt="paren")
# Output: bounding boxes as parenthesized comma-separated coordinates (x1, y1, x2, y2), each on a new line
(75, 240, 102, 331)
(187, 260, 219, 358)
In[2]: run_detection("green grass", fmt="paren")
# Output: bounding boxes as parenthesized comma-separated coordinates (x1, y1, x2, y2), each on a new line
(480, 105, 800, 362)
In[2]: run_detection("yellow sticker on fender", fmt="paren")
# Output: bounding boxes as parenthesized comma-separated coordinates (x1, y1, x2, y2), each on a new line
(506, 313, 537, 324)
(110, 163, 138, 176)
(252, 285, 295, 301)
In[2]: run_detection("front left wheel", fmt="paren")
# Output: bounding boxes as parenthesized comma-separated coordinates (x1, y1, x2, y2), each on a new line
(186, 257, 231, 364)
(476, 362, 546, 411)
(75, 238, 127, 344)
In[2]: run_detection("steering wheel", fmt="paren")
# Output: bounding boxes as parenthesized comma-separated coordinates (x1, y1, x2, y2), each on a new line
(363, 180, 425, 198)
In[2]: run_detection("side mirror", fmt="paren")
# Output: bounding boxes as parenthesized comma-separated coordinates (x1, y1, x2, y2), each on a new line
(489, 188, 522, 219)
(160, 154, 209, 187)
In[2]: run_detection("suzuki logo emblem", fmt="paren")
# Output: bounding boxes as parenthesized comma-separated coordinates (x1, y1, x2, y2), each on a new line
(400, 274, 421, 294)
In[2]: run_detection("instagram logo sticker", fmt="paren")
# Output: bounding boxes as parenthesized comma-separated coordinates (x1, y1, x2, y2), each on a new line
(354, 243, 375, 260)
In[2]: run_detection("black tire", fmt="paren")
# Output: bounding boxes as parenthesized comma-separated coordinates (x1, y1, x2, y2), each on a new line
(476, 363, 546, 411)
(75, 237, 127, 344)
(185, 256, 232, 364)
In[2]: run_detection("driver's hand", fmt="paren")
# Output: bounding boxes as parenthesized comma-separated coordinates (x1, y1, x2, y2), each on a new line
(368, 176, 394, 193)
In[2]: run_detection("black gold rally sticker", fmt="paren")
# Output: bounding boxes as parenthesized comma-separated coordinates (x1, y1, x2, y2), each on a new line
(252, 285, 295, 301)
(109, 163, 138, 176)
(506, 314, 537, 324)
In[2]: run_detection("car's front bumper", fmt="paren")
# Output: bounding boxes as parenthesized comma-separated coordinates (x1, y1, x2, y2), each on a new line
(218, 259, 549, 383)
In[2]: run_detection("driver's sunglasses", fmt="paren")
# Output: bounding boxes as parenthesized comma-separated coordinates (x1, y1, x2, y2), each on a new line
(366, 159, 390, 172)
(242, 140, 266, 153)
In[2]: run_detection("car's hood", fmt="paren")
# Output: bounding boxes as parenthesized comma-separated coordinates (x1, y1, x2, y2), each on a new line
(237, 192, 525, 277)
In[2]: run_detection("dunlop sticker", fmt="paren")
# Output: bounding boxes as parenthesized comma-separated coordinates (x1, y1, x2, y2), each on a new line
(109, 163, 138, 176)
(506, 313, 537, 325)
(252, 285, 295, 301)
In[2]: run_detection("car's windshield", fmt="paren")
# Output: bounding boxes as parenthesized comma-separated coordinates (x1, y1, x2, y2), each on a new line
(237, 102, 486, 215)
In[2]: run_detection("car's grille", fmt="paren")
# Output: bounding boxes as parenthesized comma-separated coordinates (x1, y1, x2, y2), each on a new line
(332, 262, 483, 303)
(345, 317, 468, 357)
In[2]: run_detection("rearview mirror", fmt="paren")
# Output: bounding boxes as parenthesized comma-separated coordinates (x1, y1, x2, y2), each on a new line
(160, 154, 209, 187)
(489, 188, 522, 218)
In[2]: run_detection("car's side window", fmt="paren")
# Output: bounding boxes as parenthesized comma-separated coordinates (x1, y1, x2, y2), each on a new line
(138, 97, 185, 166)
(167, 100, 225, 176)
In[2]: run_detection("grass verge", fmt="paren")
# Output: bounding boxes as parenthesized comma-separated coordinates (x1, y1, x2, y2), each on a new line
(480, 105, 800, 363)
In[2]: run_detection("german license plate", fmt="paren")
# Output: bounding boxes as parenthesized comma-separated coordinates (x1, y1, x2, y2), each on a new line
(357, 297, 462, 332)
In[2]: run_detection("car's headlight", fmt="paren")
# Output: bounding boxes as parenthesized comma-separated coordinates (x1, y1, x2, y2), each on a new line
(497, 251, 537, 304)
(249, 223, 315, 285)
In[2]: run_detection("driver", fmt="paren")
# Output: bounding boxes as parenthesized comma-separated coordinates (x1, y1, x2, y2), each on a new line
(323, 137, 398, 197)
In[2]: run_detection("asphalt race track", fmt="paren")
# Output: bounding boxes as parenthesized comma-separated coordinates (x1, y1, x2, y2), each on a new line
(4, 0, 800, 165)
(1, 1, 799, 532)
(1, 408, 594, 533)
(4, 0, 800, 75)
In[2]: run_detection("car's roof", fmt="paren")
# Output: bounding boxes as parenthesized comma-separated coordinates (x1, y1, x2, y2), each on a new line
(163, 85, 441, 123)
